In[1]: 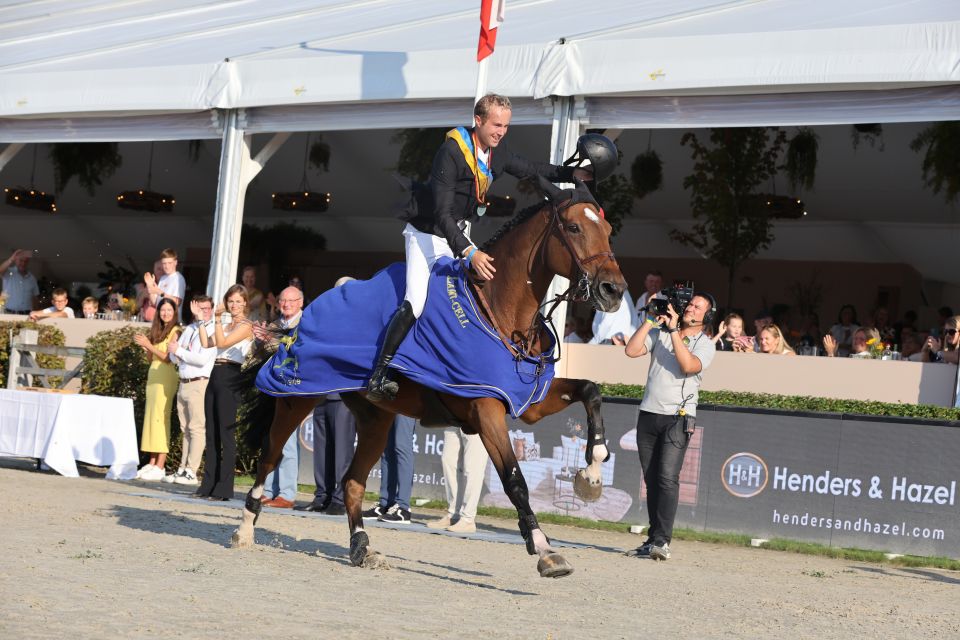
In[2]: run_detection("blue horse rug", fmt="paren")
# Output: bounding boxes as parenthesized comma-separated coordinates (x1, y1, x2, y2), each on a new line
(255, 258, 555, 418)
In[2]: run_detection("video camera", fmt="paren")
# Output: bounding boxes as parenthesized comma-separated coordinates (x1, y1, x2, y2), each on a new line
(645, 281, 695, 317)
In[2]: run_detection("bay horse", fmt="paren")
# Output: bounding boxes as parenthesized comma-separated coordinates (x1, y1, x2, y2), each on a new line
(232, 177, 627, 578)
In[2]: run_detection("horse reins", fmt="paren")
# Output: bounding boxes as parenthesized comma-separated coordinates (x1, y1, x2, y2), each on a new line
(469, 196, 617, 364)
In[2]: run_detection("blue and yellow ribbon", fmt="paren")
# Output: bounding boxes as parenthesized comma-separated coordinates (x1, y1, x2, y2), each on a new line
(446, 126, 492, 202)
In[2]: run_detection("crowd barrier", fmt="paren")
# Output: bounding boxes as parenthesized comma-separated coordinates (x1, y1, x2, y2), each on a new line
(295, 398, 960, 559)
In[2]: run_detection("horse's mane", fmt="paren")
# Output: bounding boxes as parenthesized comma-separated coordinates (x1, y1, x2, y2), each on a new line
(481, 200, 547, 252)
(481, 185, 600, 252)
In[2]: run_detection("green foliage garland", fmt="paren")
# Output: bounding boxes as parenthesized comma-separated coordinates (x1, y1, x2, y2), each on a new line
(0, 321, 66, 388)
(910, 122, 960, 204)
(600, 383, 960, 422)
(49, 142, 122, 196)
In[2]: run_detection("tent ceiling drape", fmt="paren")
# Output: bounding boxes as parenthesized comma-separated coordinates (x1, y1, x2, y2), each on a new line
(2, 0, 959, 136)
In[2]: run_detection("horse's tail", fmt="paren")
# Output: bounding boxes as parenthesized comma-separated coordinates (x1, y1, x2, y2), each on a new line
(237, 346, 277, 454)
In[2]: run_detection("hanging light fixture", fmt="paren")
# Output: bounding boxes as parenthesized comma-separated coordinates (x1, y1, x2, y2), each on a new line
(272, 133, 330, 212)
(4, 146, 57, 213)
(752, 193, 807, 219)
(117, 141, 175, 212)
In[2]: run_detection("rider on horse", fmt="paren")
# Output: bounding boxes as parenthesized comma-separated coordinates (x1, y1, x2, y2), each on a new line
(366, 93, 619, 402)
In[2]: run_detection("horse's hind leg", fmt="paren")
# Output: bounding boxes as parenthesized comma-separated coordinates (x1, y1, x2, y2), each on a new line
(232, 396, 317, 549)
(340, 392, 394, 568)
(471, 398, 574, 578)
(519, 378, 609, 502)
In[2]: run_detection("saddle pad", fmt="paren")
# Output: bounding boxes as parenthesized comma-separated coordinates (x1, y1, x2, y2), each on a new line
(255, 258, 554, 418)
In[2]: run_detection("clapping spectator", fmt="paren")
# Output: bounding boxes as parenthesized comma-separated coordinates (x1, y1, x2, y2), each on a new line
(144, 249, 185, 321)
(133, 298, 181, 481)
(29, 287, 75, 320)
(756, 324, 796, 355)
(824, 326, 879, 358)
(1, 249, 39, 314)
(713, 313, 744, 351)
(828, 304, 860, 358)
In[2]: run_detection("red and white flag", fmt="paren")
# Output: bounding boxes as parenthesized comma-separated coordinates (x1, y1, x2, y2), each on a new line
(477, 0, 506, 62)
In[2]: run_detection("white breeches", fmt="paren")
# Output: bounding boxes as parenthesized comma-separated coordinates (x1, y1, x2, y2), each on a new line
(402, 223, 470, 318)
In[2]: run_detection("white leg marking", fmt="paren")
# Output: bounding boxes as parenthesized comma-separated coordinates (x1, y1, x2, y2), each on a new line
(532, 529, 555, 556)
(585, 444, 608, 484)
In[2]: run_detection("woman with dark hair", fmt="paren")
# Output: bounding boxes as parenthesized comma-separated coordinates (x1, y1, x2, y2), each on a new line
(828, 304, 860, 358)
(196, 284, 254, 500)
(133, 297, 181, 481)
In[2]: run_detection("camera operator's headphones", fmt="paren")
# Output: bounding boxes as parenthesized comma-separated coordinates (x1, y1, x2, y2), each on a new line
(692, 291, 717, 329)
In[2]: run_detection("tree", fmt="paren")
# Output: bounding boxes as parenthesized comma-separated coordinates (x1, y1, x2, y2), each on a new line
(910, 121, 960, 204)
(594, 175, 635, 236)
(392, 128, 447, 182)
(49, 142, 122, 195)
(671, 127, 787, 308)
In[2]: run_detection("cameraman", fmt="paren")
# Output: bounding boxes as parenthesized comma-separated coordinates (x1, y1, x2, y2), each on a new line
(623, 293, 716, 561)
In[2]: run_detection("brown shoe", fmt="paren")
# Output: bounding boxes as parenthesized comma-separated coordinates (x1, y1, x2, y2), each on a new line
(263, 497, 294, 509)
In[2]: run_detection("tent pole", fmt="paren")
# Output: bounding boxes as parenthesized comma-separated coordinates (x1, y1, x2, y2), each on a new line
(207, 110, 290, 302)
(0, 143, 24, 175)
(545, 96, 586, 370)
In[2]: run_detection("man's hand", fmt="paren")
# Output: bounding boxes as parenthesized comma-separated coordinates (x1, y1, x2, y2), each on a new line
(252, 321, 271, 343)
(657, 303, 680, 332)
(469, 249, 496, 281)
(168, 340, 179, 355)
(189, 299, 202, 319)
(28, 310, 43, 321)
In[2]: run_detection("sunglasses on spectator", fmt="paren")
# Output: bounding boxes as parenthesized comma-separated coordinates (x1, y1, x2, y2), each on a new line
(945, 328, 959, 336)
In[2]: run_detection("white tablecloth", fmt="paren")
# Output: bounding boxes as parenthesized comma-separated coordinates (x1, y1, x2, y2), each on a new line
(0, 389, 139, 479)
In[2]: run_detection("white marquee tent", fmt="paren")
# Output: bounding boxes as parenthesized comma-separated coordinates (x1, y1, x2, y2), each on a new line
(1, 0, 959, 297)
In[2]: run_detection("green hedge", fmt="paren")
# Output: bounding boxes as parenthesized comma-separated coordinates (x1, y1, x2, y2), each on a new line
(600, 383, 960, 423)
(0, 321, 66, 388)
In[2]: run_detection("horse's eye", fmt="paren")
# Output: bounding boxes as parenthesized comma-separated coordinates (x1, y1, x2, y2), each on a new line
(566, 223, 580, 234)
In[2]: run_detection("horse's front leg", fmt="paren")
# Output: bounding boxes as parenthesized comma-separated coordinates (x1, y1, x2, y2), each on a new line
(471, 398, 573, 578)
(232, 396, 316, 549)
(520, 378, 609, 502)
(340, 392, 395, 569)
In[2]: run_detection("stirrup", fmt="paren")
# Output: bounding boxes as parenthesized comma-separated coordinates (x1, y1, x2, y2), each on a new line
(367, 370, 399, 402)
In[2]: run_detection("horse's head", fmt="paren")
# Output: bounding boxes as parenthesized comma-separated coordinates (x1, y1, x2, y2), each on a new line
(537, 177, 627, 313)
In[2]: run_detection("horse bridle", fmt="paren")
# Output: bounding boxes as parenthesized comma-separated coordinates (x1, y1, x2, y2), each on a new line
(470, 196, 617, 364)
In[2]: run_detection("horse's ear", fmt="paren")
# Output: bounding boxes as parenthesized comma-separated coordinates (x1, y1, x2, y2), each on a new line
(573, 176, 601, 206)
(537, 175, 563, 201)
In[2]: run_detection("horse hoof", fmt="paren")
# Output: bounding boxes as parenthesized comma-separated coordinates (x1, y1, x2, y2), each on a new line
(231, 529, 254, 549)
(349, 531, 370, 567)
(573, 469, 603, 502)
(361, 550, 391, 570)
(537, 552, 574, 578)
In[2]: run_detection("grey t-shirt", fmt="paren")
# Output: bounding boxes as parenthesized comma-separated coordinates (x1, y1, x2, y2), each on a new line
(640, 329, 716, 417)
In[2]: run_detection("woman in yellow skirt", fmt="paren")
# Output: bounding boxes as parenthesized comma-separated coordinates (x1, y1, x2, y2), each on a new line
(133, 297, 181, 481)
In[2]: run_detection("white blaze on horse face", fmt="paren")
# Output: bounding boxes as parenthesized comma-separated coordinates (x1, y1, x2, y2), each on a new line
(583, 207, 601, 224)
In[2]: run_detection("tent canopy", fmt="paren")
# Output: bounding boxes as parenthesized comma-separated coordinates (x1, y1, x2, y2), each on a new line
(1, 0, 959, 123)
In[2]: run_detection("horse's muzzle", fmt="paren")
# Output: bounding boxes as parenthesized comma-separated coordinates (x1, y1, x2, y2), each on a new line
(594, 280, 625, 313)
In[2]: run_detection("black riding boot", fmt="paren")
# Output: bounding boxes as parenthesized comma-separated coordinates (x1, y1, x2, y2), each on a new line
(366, 301, 416, 402)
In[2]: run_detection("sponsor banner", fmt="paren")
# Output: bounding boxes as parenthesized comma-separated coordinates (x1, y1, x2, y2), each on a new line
(705, 408, 960, 558)
(292, 399, 959, 557)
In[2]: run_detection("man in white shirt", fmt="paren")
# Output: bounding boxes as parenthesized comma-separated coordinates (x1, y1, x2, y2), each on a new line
(166, 294, 217, 485)
(29, 287, 75, 320)
(1, 249, 40, 314)
(590, 289, 638, 345)
(634, 270, 664, 317)
(144, 248, 186, 321)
